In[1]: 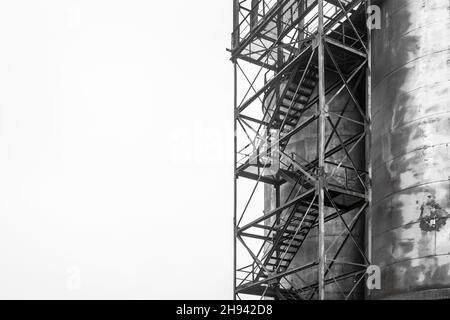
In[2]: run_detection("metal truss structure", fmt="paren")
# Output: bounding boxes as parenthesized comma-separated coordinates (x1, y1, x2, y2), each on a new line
(231, 0, 372, 300)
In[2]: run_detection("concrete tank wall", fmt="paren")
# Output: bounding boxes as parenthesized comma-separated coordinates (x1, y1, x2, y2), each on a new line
(369, 0, 450, 300)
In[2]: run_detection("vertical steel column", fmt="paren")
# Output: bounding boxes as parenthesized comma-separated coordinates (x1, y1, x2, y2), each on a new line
(275, 184, 281, 295)
(232, 0, 239, 299)
(365, 0, 373, 266)
(317, 0, 326, 301)
(250, 0, 259, 31)
(277, 0, 283, 68)
(233, 63, 238, 300)
(232, 0, 240, 49)
(275, 0, 283, 134)
(274, 1, 283, 296)
(297, 0, 305, 49)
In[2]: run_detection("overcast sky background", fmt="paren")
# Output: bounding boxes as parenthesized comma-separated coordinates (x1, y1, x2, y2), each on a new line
(0, 0, 233, 299)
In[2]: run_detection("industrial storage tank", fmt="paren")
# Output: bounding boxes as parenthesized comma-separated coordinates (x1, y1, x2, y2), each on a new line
(369, 0, 450, 299)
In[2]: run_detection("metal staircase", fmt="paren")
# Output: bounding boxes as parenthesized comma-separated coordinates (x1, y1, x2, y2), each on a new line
(233, 0, 370, 300)
(271, 69, 318, 147)
(251, 70, 319, 283)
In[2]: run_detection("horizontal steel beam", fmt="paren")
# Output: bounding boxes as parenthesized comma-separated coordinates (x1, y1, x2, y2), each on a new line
(236, 261, 318, 294)
(238, 188, 315, 233)
(237, 170, 280, 185)
(325, 37, 366, 58)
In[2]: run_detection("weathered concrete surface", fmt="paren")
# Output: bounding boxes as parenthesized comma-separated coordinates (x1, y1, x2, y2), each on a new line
(369, 0, 450, 300)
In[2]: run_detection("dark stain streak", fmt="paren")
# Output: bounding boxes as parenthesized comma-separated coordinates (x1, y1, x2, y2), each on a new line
(398, 240, 414, 254)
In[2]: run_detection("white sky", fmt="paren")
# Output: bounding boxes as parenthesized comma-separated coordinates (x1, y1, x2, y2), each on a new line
(0, 0, 233, 299)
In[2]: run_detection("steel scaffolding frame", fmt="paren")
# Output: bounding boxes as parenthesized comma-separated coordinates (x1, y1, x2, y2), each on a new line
(231, 0, 372, 300)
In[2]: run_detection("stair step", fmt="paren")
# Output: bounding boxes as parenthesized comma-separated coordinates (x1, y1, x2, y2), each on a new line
(294, 211, 316, 218)
(282, 230, 308, 238)
(284, 94, 308, 104)
(281, 233, 307, 241)
(273, 248, 298, 254)
(282, 226, 309, 233)
(269, 257, 292, 263)
(278, 228, 307, 236)
(280, 229, 307, 236)
(289, 225, 313, 232)
(280, 237, 303, 244)
(289, 222, 315, 229)
(280, 100, 303, 108)
(267, 262, 290, 267)
(279, 242, 301, 248)
(278, 109, 301, 118)
(273, 118, 298, 127)
(287, 85, 313, 96)
(278, 112, 299, 121)
(291, 217, 316, 224)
